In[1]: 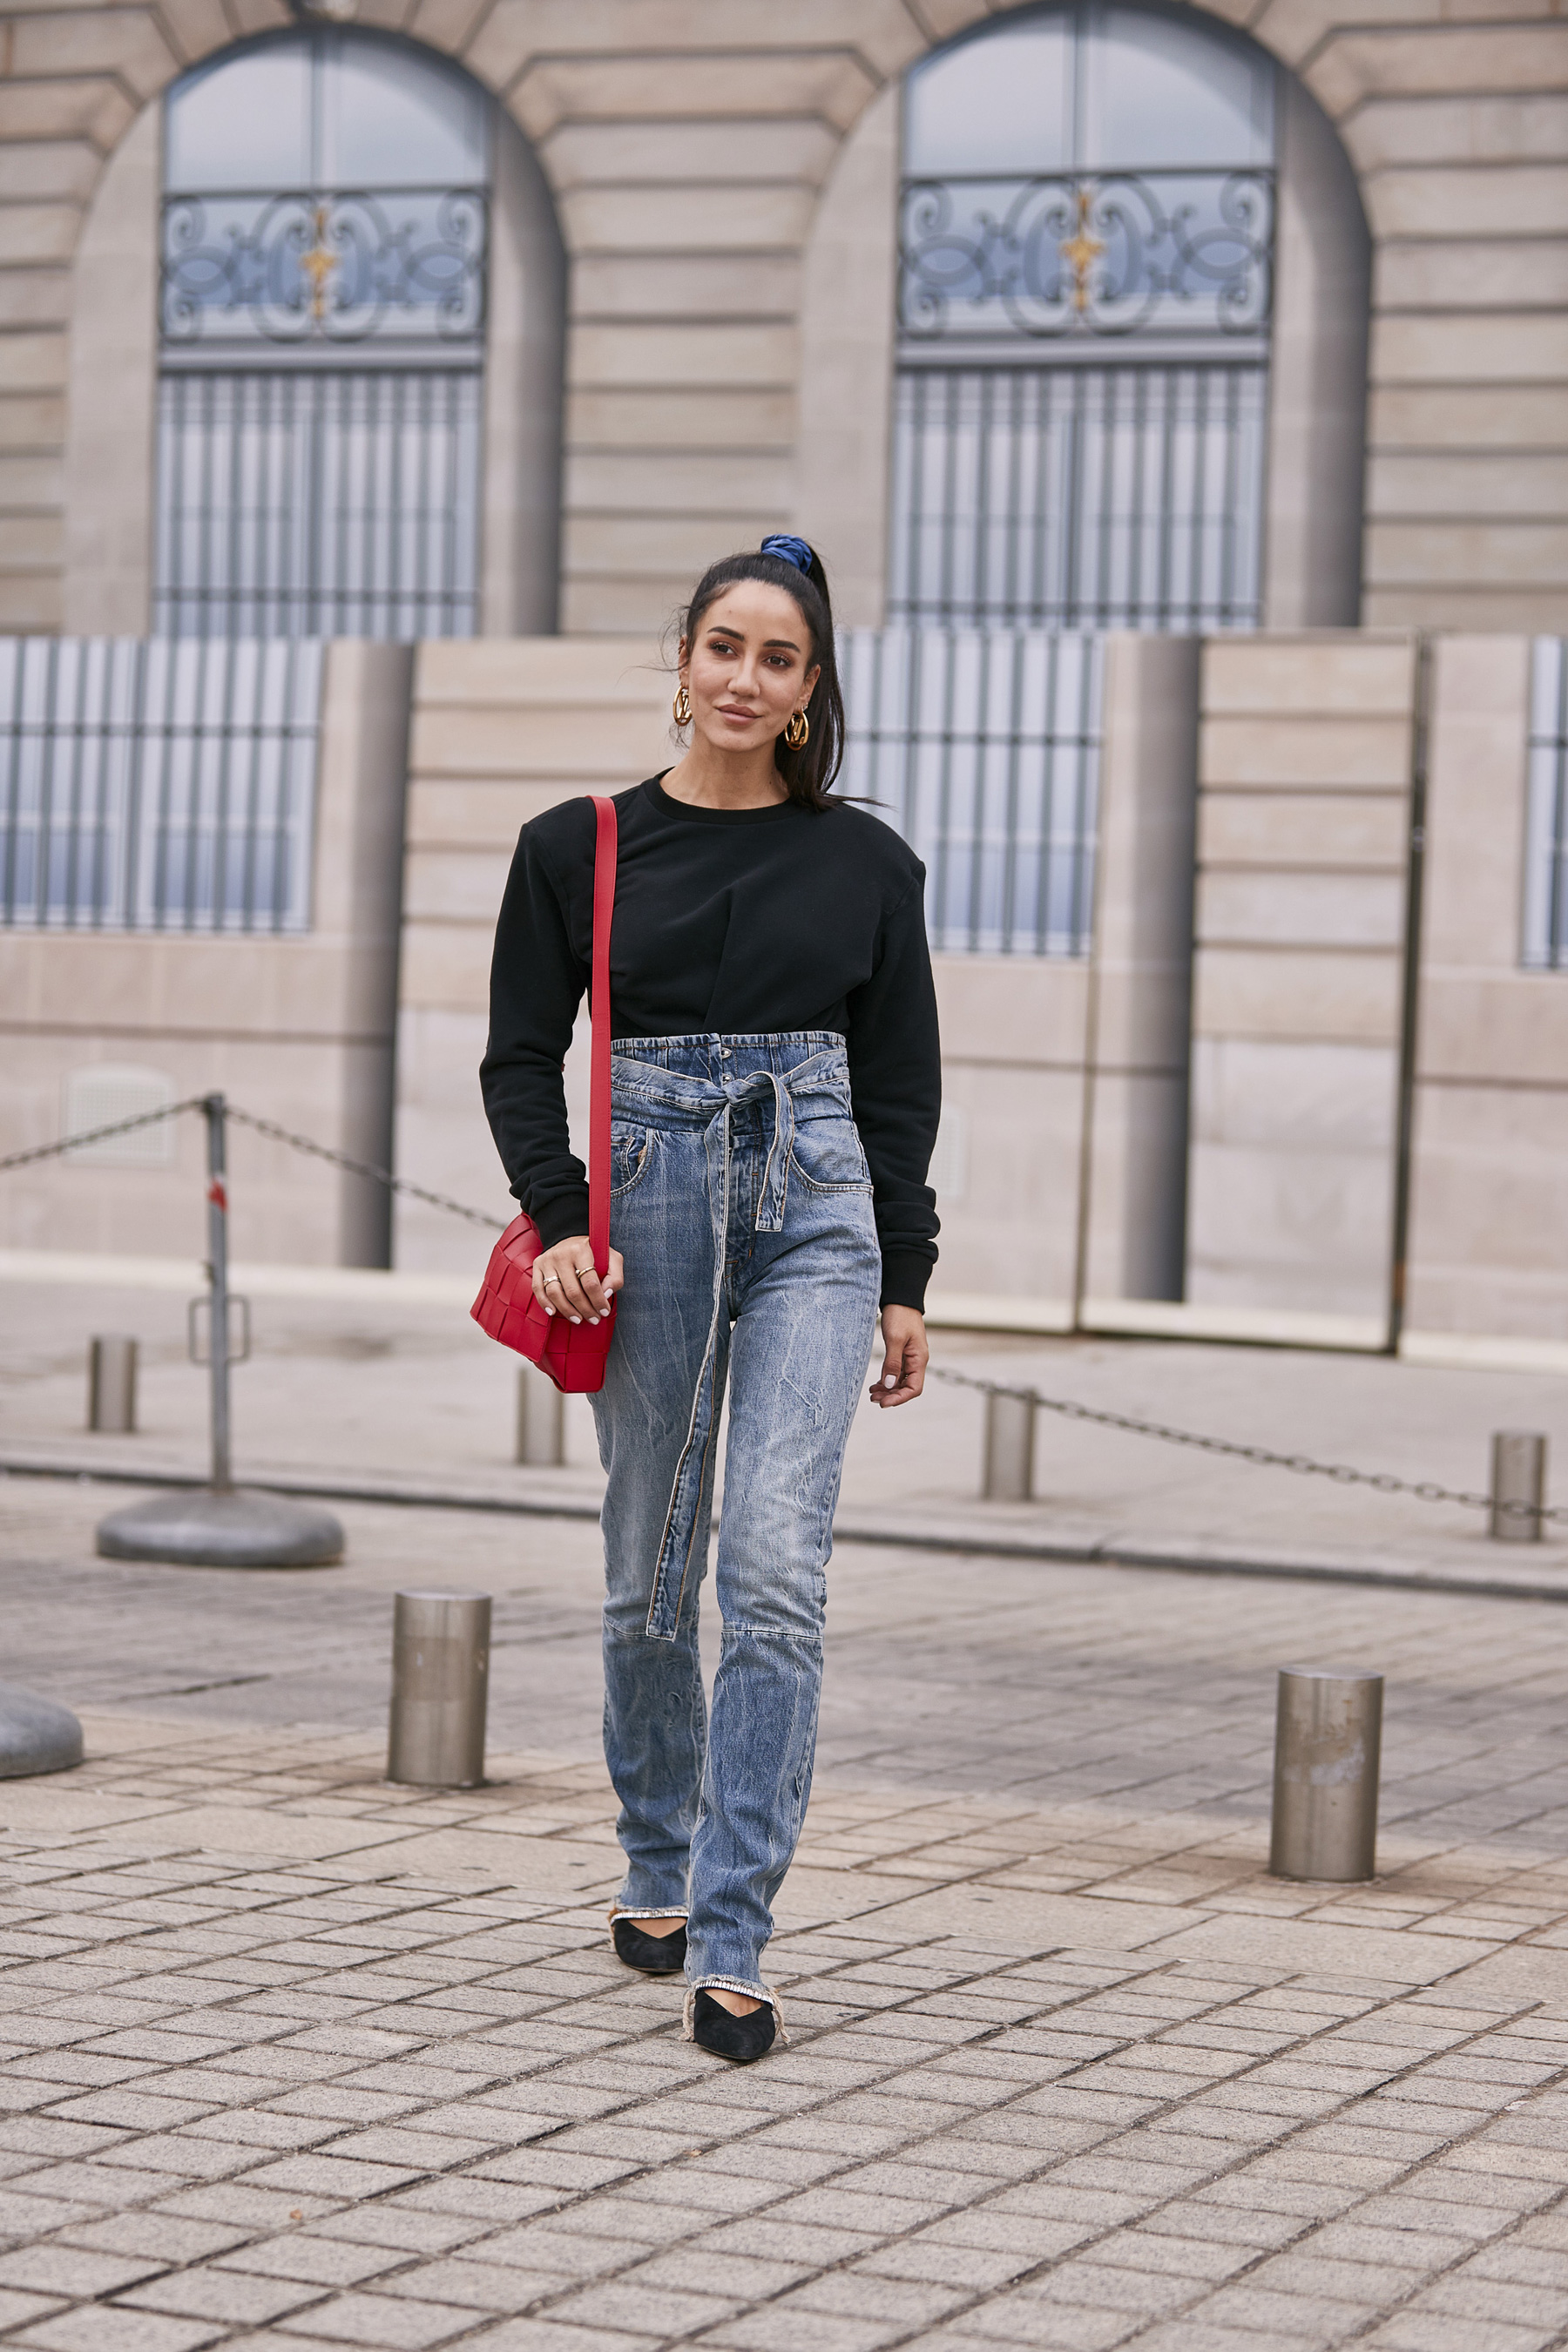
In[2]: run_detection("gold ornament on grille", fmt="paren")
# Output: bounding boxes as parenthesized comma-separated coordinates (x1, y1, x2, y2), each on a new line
(1059, 186, 1105, 315)
(300, 205, 338, 326)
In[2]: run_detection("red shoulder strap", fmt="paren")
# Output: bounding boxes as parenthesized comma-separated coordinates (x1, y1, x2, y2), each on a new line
(587, 794, 618, 1274)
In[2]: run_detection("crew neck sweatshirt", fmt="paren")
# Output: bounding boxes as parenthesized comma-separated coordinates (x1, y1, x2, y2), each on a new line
(479, 775, 942, 1310)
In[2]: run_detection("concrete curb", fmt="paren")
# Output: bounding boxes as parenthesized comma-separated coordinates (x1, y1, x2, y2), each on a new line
(6, 1452, 1568, 1605)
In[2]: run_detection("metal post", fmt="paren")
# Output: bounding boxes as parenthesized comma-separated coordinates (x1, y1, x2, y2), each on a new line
(387, 1591, 490, 1788)
(203, 1092, 232, 1493)
(1270, 1666, 1383, 1882)
(1490, 1430, 1546, 1544)
(88, 1336, 137, 1435)
(983, 1389, 1035, 1503)
(517, 1362, 565, 1468)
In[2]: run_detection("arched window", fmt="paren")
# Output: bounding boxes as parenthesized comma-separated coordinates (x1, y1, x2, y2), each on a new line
(893, 2, 1275, 631)
(156, 30, 490, 639)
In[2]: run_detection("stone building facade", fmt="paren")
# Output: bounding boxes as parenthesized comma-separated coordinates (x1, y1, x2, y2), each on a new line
(3, 0, 1567, 1351)
(5, 0, 1565, 640)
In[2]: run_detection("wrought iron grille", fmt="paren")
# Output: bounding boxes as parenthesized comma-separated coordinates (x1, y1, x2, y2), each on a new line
(839, 626, 1101, 956)
(889, 360, 1265, 631)
(153, 367, 482, 641)
(1524, 638, 1568, 970)
(900, 170, 1274, 344)
(160, 186, 487, 349)
(0, 637, 323, 934)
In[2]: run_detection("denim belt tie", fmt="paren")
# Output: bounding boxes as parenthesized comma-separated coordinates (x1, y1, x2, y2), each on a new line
(643, 1059, 816, 1641)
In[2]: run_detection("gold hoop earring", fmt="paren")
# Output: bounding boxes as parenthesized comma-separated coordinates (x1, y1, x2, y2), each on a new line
(784, 708, 809, 750)
(672, 682, 692, 727)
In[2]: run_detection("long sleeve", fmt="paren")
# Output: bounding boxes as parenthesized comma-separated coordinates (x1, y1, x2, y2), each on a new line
(479, 809, 595, 1250)
(845, 875, 942, 1311)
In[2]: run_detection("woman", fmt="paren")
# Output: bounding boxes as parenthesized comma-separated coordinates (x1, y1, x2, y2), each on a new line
(481, 537, 940, 2063)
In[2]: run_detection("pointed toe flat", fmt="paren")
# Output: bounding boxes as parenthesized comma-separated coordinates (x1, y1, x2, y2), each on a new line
(612, 1916, 687, 1976)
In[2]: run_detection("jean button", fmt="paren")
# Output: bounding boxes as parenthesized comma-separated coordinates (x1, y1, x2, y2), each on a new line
(718, 1046, 731, 1059)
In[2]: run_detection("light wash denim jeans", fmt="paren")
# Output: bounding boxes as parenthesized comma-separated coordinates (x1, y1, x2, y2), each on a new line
(591, 1033, 882, 2005)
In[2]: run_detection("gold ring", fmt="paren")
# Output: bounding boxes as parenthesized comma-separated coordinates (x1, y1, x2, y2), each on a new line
(574, 1266, 595, 1278)
(543, 1274, 561, 1288)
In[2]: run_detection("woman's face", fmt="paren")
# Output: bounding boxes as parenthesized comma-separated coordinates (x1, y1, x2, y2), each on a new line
(680, 582, 821, 759)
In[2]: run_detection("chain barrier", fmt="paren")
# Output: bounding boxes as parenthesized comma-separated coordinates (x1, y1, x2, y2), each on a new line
(1, 1100, 1551, 1524)
(927, 1362, 1562, 1526)
(0, 1099, 504, 1231)
(0, 1098, 203, 1172)
(220, 1106, 504, 1233)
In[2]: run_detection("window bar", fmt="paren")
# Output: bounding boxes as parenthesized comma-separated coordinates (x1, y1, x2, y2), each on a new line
(1126, 367, 1148, 626)
(1035, 630, 1062, 955)
(59, 638, 89, 925)
(0, 645, 20, 923)
(1029, 372, 1051, 628)
(933, 627, 963, 948)
(1219, 368, 1242, 625)
(34, 639, 61, 927)
(1548, 642, 1568, 968)
(119, 636, 148, 934)
(937, 369, 961, 625)
(1094, 364, 1118, 626)
(964, 627, 994, 948)
(1060, 370, 1085, 633)
(148, 632, 181, 928)
(1070, 636, 1099, 952)
(973, 368, 995, 624)
(1000, 627, 1027, 951)
(1002, 367, 1024, 625)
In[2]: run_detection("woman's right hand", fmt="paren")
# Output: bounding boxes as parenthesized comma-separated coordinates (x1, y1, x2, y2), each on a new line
(532, 1236, 623, 1325)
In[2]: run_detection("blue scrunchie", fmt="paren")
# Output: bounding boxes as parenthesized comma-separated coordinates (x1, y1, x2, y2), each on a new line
(760, 532, 814, 576)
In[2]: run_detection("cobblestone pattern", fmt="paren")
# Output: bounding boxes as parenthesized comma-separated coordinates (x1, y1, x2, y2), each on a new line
(4, 1716, 1568, 2350)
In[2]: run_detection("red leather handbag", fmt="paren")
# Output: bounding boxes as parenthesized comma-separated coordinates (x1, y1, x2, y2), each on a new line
(470, 794, 618, 1393)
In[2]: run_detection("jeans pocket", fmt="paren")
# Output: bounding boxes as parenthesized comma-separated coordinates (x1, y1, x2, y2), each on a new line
(611, 1124, 656, 1197)
(788, 1110, 872, 1193)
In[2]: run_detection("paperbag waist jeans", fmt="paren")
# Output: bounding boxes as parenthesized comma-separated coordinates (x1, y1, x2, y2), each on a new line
(591, 1032, 882, 2004)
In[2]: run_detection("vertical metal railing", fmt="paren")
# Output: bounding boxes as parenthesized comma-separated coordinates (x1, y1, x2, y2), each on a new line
(0, 637, 323, 933)
(887, 361, 1267, 633)
(840, 626, 1102, 957)
(154, 368, 482, 641)
(1524, 638, 1568, 970)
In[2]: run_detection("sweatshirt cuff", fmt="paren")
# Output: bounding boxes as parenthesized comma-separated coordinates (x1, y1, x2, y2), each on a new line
(534, 1191, 591, 1252)
(878, 1250, 932, 1314)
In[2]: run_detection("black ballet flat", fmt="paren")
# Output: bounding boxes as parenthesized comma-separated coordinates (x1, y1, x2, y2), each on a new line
(690, 1987, 777, 2063)
(612, 1916, 687, 1975)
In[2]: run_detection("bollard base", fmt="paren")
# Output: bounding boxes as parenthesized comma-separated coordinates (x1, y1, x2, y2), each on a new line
(96, 1486, 344, 1569)
(0, 1683, 84, 1778)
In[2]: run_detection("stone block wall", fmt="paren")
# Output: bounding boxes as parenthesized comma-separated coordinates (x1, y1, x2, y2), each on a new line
(1407, 637, 1568, 1338)
(3, 0, 1566, 643)
(1186, 632, 1418, 1327)
(0, 639, 411, 1266)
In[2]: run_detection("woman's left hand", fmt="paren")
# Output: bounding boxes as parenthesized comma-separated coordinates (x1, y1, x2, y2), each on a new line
(870, 1307, 928, 1408)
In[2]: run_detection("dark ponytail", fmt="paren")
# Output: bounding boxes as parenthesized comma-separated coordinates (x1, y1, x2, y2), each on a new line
(679, 541, 846, 812)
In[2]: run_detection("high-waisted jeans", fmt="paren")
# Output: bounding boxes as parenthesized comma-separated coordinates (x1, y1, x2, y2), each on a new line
(591, 1033, 882, 2004)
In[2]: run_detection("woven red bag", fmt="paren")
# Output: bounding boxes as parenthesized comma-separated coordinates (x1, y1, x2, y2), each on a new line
(471, 794, 618, 1394)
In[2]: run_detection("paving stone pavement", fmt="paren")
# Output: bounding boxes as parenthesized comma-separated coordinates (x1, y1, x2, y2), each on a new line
(7, 1479, 1568, 2344)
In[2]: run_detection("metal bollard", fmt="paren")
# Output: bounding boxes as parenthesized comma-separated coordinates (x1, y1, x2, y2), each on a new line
(1490, 1430, 1546, 1544)
(983, 1389, 1035, 1503)
(387, 1591, 490, 1788)
(88, 1335, 137, 1435)
(1269, 1666, 1382, 1882)
(516, 1362, 565, 1468)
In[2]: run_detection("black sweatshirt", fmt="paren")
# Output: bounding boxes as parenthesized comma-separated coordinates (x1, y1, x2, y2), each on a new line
(480, 775, 942, 1311)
